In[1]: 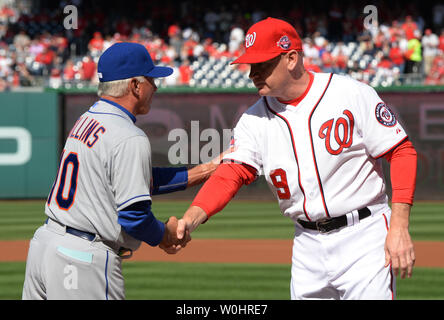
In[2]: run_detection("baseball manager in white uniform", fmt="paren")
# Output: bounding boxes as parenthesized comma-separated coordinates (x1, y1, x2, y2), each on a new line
(22, 42, 224, 300)
(176, 18, 418, 300)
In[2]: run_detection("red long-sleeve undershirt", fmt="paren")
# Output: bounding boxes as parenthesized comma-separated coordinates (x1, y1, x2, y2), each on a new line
(381, 138, 417, 204)
(192, 139, 417, 219)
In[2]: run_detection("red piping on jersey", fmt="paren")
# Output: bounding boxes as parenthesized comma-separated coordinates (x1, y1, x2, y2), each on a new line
(277, 72, 315, 107)
(307, 73, 334, 218)
(375, 136, 408, 159)
(382, 213, 389, 230)
(264, 97, 311, 221)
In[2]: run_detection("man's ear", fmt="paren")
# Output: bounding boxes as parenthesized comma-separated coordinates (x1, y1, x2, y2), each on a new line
(129, 78, 140, 97)
(287, 50, 301, 71)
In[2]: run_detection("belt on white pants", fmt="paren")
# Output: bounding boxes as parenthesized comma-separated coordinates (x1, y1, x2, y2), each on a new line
(297, 207, 372, 234)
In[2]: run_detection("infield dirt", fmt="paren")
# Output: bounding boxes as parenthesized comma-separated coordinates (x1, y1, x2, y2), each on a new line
(2, 239, 444, 267)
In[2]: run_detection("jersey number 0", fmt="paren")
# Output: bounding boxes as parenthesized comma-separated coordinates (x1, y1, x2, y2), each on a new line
(47, 151, 79, 210)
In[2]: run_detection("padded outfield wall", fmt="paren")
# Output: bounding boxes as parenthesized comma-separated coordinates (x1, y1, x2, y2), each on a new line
(0, 86, 443, 200)
(0, 92, 60, 198)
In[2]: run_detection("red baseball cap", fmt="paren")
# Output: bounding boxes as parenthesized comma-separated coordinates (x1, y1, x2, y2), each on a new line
(231, 17, 302, 64)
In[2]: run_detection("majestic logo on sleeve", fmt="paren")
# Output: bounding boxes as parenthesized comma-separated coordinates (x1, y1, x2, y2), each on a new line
(245, 32, 256, 48)
(375, 102, 397, 127)
(277, 35, 291, 50)
(318, 110, 355, 155)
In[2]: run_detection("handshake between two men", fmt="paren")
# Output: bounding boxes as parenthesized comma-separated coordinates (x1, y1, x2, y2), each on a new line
(158, 216, 191, 254)
(158, 206, 209, 254)
(157, 146, 236, 254)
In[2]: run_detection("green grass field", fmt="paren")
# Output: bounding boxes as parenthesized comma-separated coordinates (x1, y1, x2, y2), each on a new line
(0, 200, 443, 300)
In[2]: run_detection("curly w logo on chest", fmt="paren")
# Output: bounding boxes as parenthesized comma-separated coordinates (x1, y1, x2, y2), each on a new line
(318, 110, 355, 155)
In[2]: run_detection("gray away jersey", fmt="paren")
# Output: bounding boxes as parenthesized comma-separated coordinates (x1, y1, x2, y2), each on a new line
(45, 99, 152, 251)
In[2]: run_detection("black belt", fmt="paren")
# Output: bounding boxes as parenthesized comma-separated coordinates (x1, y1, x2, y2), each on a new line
(297, 207, 371, 234)
(46, 218, 96, 241)
(45, 218, 132, 257)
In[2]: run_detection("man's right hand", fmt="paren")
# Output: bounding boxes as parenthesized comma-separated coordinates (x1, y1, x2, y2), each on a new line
(177, 206, 209, 240)
(159, 216, 191, 254)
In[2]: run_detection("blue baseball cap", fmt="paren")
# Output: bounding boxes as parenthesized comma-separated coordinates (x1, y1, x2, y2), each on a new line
(97, 42, 173, 82)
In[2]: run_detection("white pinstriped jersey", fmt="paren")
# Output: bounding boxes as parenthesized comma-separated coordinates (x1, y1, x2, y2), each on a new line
(45, 99, 152, 250)
(224, 72, 407, 222)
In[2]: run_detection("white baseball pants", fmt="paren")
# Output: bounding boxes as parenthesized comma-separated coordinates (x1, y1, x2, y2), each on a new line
(290, 205, 395, 300)
(22, 219, 125, 300)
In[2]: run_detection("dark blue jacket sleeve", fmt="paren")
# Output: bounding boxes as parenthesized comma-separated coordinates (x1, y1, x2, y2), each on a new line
(118, 200, 165, 246)
(151, 167, 188, 195)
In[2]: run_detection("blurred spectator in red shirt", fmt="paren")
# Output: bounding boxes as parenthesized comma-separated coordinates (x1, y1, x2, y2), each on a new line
(168, 23, 181, 38)
(0, 5, 16, 23)
(160, 53, 173, 65)
(12, 71, 20, 87)
(50, 33, 69, 61)
(168, 22, 182, 62)
(389, 41, 405, 73)
(54, 34, 68, 51)
(213, 43, 231, 59)
(334, 48, 348, 73)
(49, 68, 62, 88)
(145, 36, 165, 62)
(373, 30, 386, 49)
(321, 49, 334, 73)
(439, 30, 444, 52)
(203, 38, 217, 57)
(130, 33, 141, 43)
(378, 55, 393, 69)
(425, 50, 444, 85)
(63, 59, 77, 81)
(35, 47, 55, 66)
(88, 32, 104, 54)
(81, 56, 96, 80)
(179, 59, 193, 85)
(181, 37, 198, 62)
(401, 16, 418, 40)
(388, 20, 403, 42)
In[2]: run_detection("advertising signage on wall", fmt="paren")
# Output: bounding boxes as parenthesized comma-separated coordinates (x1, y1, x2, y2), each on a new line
(63, 91, 444, 200)
(0, 90, 441, 200)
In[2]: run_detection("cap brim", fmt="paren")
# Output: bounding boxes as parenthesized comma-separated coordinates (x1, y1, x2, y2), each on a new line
(146, 66, 174, 78)
(231, 52, 281, 64)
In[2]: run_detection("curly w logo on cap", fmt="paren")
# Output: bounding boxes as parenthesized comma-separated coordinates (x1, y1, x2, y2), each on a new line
(231, 17, 302, 65)
(245, 32, 257, 48)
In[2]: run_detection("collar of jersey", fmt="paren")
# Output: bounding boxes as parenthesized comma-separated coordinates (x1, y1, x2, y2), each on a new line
(99, 98, 137, 123)
(277, 71, 314, 107)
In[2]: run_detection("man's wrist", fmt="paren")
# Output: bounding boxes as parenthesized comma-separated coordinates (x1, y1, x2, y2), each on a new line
(183, 205, 208, 232)
(187, 163, 215, 187)
(390, 202, 412, 229)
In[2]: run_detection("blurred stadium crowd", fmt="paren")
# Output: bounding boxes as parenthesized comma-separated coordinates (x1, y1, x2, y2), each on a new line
(0, 0, 443, 91)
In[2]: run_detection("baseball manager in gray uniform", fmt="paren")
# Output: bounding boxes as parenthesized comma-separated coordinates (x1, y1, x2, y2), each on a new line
(22, 42, 225, 300)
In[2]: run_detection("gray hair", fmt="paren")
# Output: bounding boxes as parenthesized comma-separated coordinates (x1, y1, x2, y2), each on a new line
(97, 76, 146, 97)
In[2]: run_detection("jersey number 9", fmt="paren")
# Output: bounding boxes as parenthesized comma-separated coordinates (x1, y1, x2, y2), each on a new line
(270, 168, 291, 200)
